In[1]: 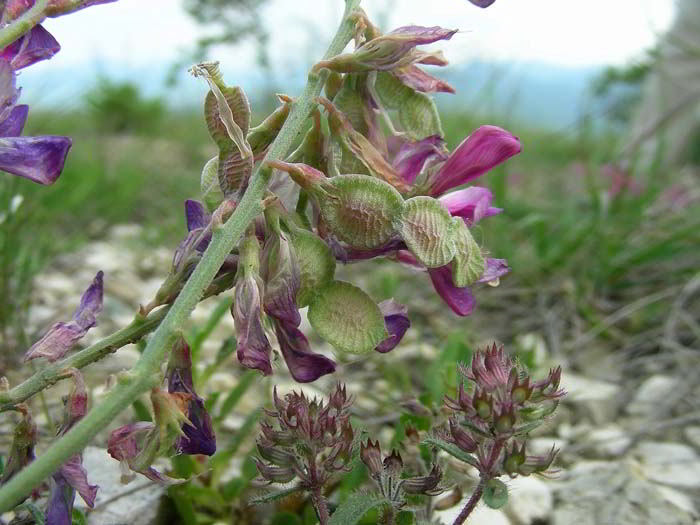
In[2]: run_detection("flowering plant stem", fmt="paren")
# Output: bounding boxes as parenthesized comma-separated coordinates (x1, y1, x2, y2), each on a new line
(0, 0, 49, 48)
(0, 0, 361, 510)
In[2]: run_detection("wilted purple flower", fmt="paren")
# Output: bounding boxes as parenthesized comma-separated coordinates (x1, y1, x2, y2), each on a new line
(439, 186, 502, 225)
(274, 320, 336, 383)
(392, 64, 455, 94)
(314, 25, 457, 73)
(24, 271, 103, 361)
(107, 422, 169, 484)
(426, 125, 522, 197)
(166, 336, 216, 456)
(0, 61, 72, 185)
(184, 199, 212, 251)
(375, 299, 410, 353)
(46, 370, 98, 524)
(0, 25, 60, 69)
(232, 233, 273, 376)
(261, 228, 301, 328)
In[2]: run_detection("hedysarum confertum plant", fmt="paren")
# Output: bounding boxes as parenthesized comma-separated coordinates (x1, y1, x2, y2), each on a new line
(0, 0, 564, 523)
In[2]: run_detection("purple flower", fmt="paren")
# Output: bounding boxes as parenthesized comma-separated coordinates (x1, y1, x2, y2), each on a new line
(422, 258, 509, 317)
(233, 235, 273, 376)
(0, 61, 72, 185)
(273, 320, 336, 383)
(46, 370, 98, 524)
(375, 299, 410, 353)
(392, 135, 448, 184)
(184, 199, 212, 251)
(2, 0, 117, 19)
(315, 25, 457, 73)
(24, 271, 103, 361)
(167, 337, 216, 456)
(0, 25, 60, 70)
(438, 186, 502, 224)
(261, 230, 301, 328)
(107, 422, 172, 484)
(426, 125, 522, 196)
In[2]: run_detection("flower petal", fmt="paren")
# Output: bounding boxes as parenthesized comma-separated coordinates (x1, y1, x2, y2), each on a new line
(59, 454, 98, 507)
(184, 199, 210, 231)
(45, 475, 74, 525)
(274, 321, 336, 383)
(72, 270, 103, 330)
(477, 258, 510, 283)
(392, 65, 455, 94)
(375, 299, 410, 353)
(392, 135, 447, 184)
(0, 105, 28, 137)
(233, 274, 273, 376)
(428, 266, 476, 316)
(0, 135, 72, 185)
(429, 126, 521, 196)
(178, 396, 216, 456)
(438, 186, 502, 224)
(24, 272, 102, 362)
(1, 25, 60, 70)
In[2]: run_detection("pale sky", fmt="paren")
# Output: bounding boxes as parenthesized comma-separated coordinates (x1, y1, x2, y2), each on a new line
(19, 0, 676, 106)
(41, 0, 674, 67)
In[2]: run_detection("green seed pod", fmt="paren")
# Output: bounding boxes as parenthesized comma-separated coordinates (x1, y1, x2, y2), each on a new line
(200, 156, 224, 212)
(397, 196, 456, 267)
(308, 280, 387, 354)
(288, 226, 336, 308)
(322, 174, 404, 250)
(451, 218, 486, 287)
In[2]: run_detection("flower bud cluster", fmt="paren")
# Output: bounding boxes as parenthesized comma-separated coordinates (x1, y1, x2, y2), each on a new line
(360, 439, 443, 508)
(443, 343, 564, 478)
(255, 384, 354, 489)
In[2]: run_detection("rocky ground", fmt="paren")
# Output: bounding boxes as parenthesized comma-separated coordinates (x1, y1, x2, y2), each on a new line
(2, 224, 699, 525)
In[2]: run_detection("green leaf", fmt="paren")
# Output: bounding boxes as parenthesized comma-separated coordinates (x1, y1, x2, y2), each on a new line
(322, 175, 404, 250)
(308, 281, 387, 354)
(451, 219, 486, 287)
(396, 510, 415, 525)
(200, 156, 224, 212)
(328, 491, 389, 525)
(288, 227, 336, 307)
(250, 485, 304, 505)
(483, 478, 508, 509)
(168, 485, 198, 525)
(374, 72, 443, 140)
(397, 196, 456, 268)
(421, 437, 479, 468)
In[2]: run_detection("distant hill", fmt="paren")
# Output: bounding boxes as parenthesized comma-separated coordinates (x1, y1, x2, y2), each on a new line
(20, 59, 601, 129)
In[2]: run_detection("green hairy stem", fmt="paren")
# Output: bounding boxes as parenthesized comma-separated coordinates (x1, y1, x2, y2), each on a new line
(0, 0, 49, 49)
(0, 0, 361, 510)
(0, 307, 169, 413)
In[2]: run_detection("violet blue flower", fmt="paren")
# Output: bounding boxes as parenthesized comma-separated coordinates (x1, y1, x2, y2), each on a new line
(24, 271, 103, 361)
(166, 336, 216, 456)
(426, 125, 522, 196)
(375, 299, 410, 353)
(467, 0, 496, 7)
(0, 60, 72, 185)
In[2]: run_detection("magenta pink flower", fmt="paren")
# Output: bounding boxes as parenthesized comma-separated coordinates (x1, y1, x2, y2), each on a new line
(426, 125, 522, 196)
(0, 25, 59, 70)
(438, 186, 502, 224)
(375, 299, 411, 353)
